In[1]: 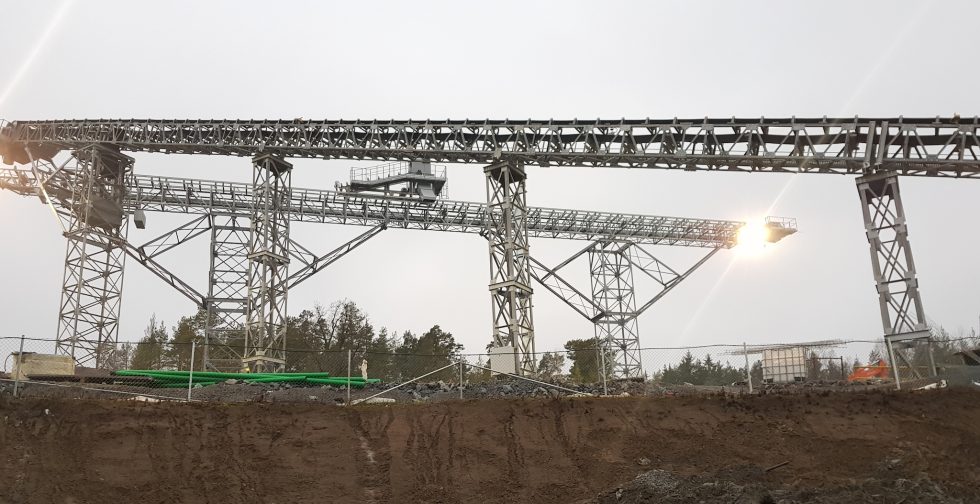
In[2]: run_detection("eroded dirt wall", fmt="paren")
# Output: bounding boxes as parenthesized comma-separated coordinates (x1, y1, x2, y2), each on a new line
(1, 390, 978, 503)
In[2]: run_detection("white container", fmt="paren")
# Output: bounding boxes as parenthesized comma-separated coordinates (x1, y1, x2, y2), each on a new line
(762, 347, 807, 384)
(11, 353, 74, 380)
(489, 345, 517, 375)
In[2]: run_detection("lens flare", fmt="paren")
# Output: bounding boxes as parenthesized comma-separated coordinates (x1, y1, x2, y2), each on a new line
(0, 0, 74, 111)
(736, 219, 770, 257)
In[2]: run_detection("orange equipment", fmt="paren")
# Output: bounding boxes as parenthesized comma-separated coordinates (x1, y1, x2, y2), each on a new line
(848, 359, 891, 382)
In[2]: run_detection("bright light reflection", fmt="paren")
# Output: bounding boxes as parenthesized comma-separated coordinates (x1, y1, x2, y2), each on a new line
(736, 219, 770, 257)
(0, 0, 74, 110)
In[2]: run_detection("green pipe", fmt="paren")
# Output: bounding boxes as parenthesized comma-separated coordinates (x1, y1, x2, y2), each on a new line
(307, 378, 370, 388)
(242, 376, 310, 383)
(157, 381, 220, 389)
(116, 370, 332, 379)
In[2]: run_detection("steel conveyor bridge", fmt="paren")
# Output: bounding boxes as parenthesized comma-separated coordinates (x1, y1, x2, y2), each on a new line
(2, 115, 975, 384)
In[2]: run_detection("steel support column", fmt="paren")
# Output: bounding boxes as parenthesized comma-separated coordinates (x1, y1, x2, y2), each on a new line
(485, 160, 535, 375)
(857, 172, 936, 387)
(588, 241, 642, 379)
(55, 145, 133, 368)
(205, 212, 251, 371)
(244, 155, 292, 372)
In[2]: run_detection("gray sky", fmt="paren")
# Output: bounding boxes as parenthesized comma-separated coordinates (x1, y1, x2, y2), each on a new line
(1, 0, 979, 358)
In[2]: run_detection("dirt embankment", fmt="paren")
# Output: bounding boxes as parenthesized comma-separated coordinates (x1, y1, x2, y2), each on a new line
(0, 390, 978, 504)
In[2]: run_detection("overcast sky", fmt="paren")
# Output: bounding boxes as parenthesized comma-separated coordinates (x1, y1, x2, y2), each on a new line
(1, 0, 978, 361)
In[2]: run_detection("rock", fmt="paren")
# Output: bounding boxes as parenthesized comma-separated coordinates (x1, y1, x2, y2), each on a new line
(438, 380, 451, 392)
(637, 457, 651, 466)
(547, 388, 561, 398)
(307, 395, 318, 401)
(499, 384, 514, 394)
(532, 387, 548, 396)
(350, 397, 396, 405)
(225, 379, 238, 385)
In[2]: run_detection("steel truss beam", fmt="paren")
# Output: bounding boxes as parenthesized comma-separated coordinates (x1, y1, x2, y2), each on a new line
(244, 154, 292, 372)
(485, 160, 535, 375)
(2, 117, 979, 175)
(1, 168, 742, 247)
(287, 224, 385, 290)
(530, 241, 720, 379)
(137, 214, 211, 259)
(857, 172, 936, 387)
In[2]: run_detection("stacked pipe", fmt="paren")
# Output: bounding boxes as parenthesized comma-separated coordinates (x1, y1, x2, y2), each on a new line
(113, 370, 380, 388)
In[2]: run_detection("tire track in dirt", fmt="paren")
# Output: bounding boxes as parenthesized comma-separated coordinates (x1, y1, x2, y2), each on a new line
(347, 407, 396, 503)
(503, 409, 528, 491)
(549, 400, 594, 487)
(403, 407, 460, 500)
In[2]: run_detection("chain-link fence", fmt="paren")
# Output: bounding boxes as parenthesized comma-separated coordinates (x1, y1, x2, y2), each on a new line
(2, 336, 978, 403)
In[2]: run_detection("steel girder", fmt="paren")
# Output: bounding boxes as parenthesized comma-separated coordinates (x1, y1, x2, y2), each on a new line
(857, 173, 937, 387)
(243, 155, 292, 372)
(0, 168, 741, 247)
(485, 161, 535, 375)
(2, 117, 979, 176)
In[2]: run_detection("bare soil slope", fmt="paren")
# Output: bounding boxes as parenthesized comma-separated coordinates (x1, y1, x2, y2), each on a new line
(1, 390, 978, 503)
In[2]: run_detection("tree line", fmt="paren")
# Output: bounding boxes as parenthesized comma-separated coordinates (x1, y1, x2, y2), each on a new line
(113, 301, 979, 384)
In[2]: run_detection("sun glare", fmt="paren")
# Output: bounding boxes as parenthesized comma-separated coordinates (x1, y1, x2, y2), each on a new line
(736, 219, 770, 257)
(0, 0, 74, 110)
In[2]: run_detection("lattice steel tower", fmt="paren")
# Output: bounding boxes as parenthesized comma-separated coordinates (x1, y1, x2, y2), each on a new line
(485, 160, 536, 375)
(243, 155, 293, 372)
(857, 172, 936, 387)
(56, 146, 133, 367)
(589, 241, 643, 379)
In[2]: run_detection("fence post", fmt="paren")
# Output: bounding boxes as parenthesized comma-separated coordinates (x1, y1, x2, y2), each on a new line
(13, 335, 25, 398)
(840, 356, 846, 381)
(346, 349, 352, 406)
(743, 342, 753, 393)
(187, 341, 196, 401)
(459, 359, 464, 400)
(599, 343, 608, 397)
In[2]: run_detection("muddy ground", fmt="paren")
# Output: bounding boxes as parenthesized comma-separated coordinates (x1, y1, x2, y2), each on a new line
(0, 389, 978, 503)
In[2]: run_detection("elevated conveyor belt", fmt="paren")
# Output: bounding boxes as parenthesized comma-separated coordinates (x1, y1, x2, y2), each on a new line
(2, 117, 978, 176)
(0, 167, 747, 247)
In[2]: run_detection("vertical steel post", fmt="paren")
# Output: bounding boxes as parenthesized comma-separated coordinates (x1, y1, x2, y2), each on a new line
(55, 146, 133, 368)
(346, 349, 352, 405)
(857, 172, 936, 386)
(244, 155, 292, 373)
(187, 341, 196, 401)
(458, 360, 464, 400)
(599, 340, 608, 396)
(744, 342, 753, 393)
(484, 160, 535, 375)
(13, 335, 25, 398)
